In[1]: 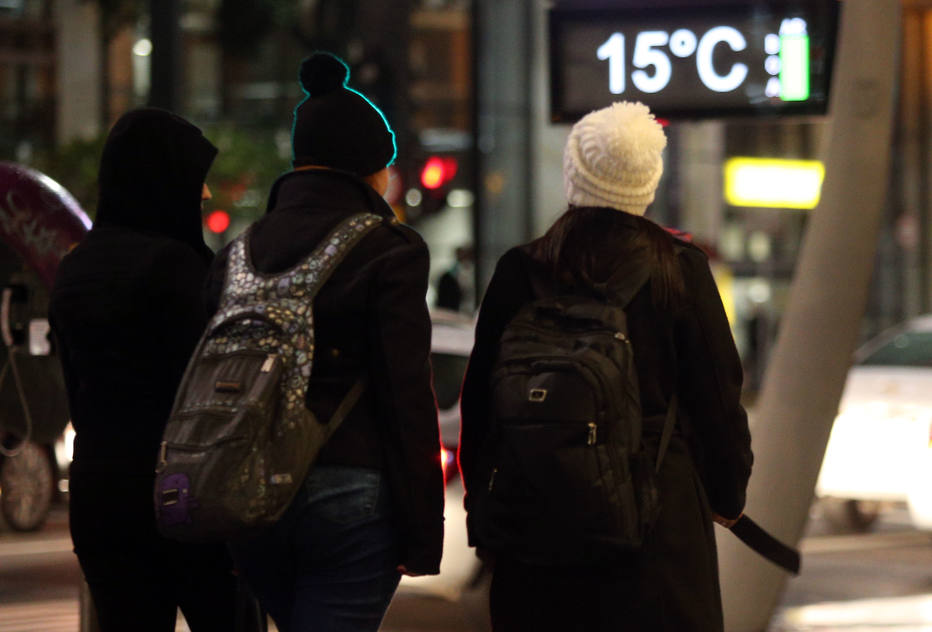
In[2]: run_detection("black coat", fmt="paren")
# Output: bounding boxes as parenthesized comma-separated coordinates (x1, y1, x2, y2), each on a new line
(49, 111, 249, 627)
(459, 209, 752, 630)
(204, 169, 444, 575)
(49, 108, 217, 473)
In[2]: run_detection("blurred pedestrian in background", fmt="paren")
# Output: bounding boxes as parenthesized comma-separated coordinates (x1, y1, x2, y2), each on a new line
(459, 101, 753, 631)
(49, 108, 245, 631)
(436, 245, 474, 313)
(203, 52, 444, 632)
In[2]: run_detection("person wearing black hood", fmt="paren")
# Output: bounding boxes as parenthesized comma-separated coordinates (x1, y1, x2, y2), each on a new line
(49, 108, 244, 631)
(203, 52, 444, 632)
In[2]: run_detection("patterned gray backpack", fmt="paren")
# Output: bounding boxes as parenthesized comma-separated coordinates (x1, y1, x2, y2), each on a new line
(154, 213, 382, 541)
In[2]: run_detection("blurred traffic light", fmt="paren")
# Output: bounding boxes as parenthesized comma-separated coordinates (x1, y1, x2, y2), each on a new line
(410, 154, 463, 216)
(420, 156, 458, 190)
(205, 209, 231, 234)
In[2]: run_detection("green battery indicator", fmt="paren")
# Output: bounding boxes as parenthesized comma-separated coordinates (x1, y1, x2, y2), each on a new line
(779, 19, 810, 101)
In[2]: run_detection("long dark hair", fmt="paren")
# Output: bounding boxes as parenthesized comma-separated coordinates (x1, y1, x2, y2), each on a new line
(530, 206, 684, 308)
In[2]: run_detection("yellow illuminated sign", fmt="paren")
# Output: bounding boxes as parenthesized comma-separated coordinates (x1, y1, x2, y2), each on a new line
(724, 157, 825, 209)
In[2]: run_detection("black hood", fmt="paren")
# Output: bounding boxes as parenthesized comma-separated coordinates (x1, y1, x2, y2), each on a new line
(94, 108, 217, 260)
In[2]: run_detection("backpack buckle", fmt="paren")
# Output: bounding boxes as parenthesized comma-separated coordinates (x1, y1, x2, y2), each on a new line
(528, 388, 548, 402)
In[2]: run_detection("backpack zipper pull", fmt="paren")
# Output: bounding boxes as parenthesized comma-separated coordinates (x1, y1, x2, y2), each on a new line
(261, 354, 276, 373)
(587, 422, 598, 446)
(488, 468, 498, 491)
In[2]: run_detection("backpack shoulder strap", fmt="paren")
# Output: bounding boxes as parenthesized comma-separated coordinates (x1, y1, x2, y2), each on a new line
(216, 233, 249, 311)
(522, 251, 558, 302)
(326, 374, 369, 432)
(655, 391, 677, 472)
(597, 258, 674, 471)
(298, 212, 384, 298)
(598, 261, 652, 309)
(530, 257, 652, 309)
(301, 213, 382, 432)
(213, 213, 383, 321)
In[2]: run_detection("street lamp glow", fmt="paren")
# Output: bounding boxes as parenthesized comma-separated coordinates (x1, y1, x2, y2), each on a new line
(133, 38, 153, 57)
(405, 188, 423, 207)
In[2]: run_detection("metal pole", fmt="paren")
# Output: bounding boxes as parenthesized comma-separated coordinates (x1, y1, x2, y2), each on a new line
(470, 0, 483, 306)
(717, 2, 902, 629)
(920, 11, 932, 315)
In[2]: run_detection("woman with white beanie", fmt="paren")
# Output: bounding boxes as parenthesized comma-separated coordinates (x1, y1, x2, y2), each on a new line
(459, 101, 753, 630)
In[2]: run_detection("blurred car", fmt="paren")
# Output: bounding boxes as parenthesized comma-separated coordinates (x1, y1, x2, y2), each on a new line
(816, 314, 932, 532)
(430, 308, 474, 471)
(396, 309, 490, 629)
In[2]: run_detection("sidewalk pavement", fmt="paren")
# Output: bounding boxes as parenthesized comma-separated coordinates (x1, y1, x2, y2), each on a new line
(771, 594, 932, 631)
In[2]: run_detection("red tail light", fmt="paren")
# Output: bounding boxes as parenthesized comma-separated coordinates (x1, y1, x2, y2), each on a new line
(440, 447, 457, 484)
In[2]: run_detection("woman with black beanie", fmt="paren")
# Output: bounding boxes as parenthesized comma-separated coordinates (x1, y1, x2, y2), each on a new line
(203, 52, 444, 632)
(460, 102, 753, 631)
(49, 108, 244, 630)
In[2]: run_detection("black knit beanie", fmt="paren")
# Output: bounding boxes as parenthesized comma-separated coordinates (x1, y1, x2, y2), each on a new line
(291, 52, 397, 176)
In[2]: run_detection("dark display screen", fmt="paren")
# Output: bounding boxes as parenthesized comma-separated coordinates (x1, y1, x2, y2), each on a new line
(549, 1, 840, 121)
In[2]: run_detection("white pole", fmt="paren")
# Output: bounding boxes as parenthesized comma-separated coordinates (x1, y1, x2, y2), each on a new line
(718, 2, 902, 630)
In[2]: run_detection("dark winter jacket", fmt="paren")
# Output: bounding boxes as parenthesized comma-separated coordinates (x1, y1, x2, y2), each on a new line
(49, 108, 217, 475)
(459, 208, 753, 629)
(204, 168, 444, 575)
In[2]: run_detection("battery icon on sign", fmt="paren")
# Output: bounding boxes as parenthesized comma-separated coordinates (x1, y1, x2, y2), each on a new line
(779, 18, 810, 101)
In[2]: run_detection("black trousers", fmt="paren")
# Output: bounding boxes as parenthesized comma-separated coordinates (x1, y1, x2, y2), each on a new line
(69, 469, 251, 632)
(487, 441, 726, 632)
(489, 557, 650, 632)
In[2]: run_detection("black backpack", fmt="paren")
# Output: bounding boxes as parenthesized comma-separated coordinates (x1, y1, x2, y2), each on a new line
(154, 213, 382, 541)
(473, 266, 676, 565)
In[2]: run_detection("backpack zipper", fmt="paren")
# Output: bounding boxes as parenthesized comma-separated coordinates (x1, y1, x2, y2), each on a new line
(488, 468, 497, 492)
(587, 422, 598, 446)
(157, 434, 249, 473)
(505, 323, 626, 343)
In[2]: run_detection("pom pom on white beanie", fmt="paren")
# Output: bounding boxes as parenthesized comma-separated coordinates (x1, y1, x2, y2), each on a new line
(563, 101, 667, 216)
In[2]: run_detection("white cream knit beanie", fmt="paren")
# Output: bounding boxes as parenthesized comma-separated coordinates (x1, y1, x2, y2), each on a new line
(563, 101, 667, 216)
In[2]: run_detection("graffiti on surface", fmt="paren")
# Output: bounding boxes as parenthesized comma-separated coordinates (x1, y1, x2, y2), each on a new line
(0, 163, 90, 288)
(0, 190, 66, 260)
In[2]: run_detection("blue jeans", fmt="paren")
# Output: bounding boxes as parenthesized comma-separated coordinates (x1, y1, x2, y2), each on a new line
(230, 466, 401, 632)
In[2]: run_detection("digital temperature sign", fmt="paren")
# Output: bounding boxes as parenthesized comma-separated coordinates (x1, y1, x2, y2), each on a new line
(549, 2, 840, 121)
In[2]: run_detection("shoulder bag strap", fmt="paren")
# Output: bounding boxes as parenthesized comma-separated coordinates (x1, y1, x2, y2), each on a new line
(326, 374, 369, 430)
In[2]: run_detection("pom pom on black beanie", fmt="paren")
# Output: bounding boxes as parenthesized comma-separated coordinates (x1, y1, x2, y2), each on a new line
(291, 52, 396, 176)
